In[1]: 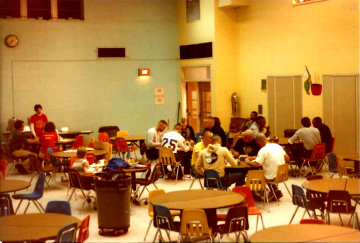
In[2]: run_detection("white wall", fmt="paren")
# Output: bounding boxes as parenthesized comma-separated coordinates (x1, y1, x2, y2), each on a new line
(0, 0, 179, 139)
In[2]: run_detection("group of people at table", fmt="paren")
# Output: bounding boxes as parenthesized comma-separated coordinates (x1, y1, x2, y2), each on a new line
(7, 104, 102, 182)
(144, 111, 334, 200)
(7, 104, 334, 196)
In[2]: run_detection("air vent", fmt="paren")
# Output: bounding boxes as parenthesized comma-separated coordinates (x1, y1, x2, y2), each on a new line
(98, 48, 125, 58)
(180, 42, 212, 60)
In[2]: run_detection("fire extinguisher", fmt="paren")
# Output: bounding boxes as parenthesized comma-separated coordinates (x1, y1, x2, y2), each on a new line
(231, 92, 239, 115)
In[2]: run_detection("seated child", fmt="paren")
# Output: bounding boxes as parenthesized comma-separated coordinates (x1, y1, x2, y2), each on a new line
(39, 121, 60, 159)
(72, 147, 98, 188)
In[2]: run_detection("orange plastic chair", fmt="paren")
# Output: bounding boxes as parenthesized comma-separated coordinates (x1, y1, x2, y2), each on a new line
(77, 215, 90, 242)
(267, 164, 292, 205)
(300, 219, 326, 225)
(72, 136, 85, 150)
(86, 153, 96, 165)
(336, 156, 358, 178)
(159, 147, 184, 184)
(232, 186, 266, 232)
(86, 137, 95, 148)
(300, 143, 326, 176)
(98, 133, 110, 143)
(179, 209, 213, 242)
(70, 156, 78, 168)
(0, 159, 7, 179)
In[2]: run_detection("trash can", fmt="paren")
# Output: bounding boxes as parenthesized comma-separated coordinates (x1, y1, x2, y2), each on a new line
(94, 173, 131, 236)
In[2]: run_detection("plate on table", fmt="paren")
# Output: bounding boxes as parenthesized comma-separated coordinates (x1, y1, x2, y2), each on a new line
(134, 164, 148, 168)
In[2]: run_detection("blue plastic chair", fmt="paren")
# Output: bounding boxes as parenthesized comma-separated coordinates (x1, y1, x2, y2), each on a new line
(289, 185, 325, 224)
(0, 193, 14, 216)
(327, 153, 337, 178)
(189, 165, 204, 190)
(204, 170, 227, 190)
(152, 204, 181, 242)
(12, 172, 46, 214)
(54, 222, 78, 243)
(195, 132, 203, 144)
(45, 200, 71, 215)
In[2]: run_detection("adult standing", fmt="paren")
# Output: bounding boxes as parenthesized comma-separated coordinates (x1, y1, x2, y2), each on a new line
(30, 104, 48, 139)
(145, 120, 167, 160)
(9, 120, 39, 173)
(179, 118, 196, 142)
(203, 117, 227, 147)
(250, 116, 271, 139)
(241, 111, 258, 132)
(312, 117, 333, 153)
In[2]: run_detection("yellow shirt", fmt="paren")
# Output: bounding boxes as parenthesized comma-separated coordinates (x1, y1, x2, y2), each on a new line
(192, 141, 206, 165)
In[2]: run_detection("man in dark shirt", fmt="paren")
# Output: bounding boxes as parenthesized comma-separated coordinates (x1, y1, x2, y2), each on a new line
(232, 129, 261, 159)
(203, 117, 227, 147)
(180, 118, 196, 142)
(9, 120, 39, 172)
(312, 117, 333, 153)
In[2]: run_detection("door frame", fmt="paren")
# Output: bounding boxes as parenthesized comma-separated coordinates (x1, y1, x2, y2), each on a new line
(180, 65, 211, 133)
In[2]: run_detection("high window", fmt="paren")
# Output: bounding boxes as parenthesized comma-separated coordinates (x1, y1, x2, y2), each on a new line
(186, 0, 200, 22)
(0, 0, 84, 20)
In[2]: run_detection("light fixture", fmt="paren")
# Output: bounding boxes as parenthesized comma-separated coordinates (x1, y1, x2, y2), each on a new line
(139, 68, 150, 76)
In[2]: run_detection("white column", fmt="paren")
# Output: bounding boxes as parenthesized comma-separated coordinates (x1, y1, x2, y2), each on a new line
(20, 0, 27, 19)
(51, 0, 58, 20)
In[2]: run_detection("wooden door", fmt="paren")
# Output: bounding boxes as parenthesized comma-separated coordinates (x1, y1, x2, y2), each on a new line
(198, 82, 211, 133)
(186, 82, 198, 133)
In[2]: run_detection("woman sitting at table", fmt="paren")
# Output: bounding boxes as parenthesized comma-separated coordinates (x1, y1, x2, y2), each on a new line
(72, 147, 99, 188)
(39, 122, 60, 159)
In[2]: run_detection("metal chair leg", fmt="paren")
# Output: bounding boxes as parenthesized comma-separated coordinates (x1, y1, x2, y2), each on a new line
(68, 188, 76, 201)
(189, 179, 195, 190)
(269, 185, 279, 206)
(144, 219, 153, 241)
(338, 214, 343, 226)
(14, 199, 23, 214)
(289, 206, 300, 224)
(35, 200, 45, 212)
(199, 179, 204, 189)
(256, 215, 259, 232)
(260, 214, 265, 229)
(23, 201, 31, 214)
(31, 200, 42, 213)
(283, 182, 292, 197)
(6, 162, 15, 176)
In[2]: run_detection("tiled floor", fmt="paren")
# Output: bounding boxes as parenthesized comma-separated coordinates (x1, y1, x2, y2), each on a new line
(4, 160, 358, 242)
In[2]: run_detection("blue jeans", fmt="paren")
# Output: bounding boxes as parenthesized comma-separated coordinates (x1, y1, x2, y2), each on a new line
(221, 172, 246, 187)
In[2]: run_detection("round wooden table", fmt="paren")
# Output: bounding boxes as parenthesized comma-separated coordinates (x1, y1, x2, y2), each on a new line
(302, 178, 359, 195)
(250, 224, 360, 242)
(0, 179, 30, 193)
(151, 189, 244, 210)
(52, 149, 108, 158)
(33, 138, 76, 151)
(0, 213, 81, 242)
(151, 189, 244, 230)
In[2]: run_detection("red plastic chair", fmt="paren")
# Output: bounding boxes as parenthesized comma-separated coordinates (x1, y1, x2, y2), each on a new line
(232, 186, 265, 232)
(0, 159, 7, 179)
(115, 137, 137, 159)
(300, 219, 326, 225)
(86, 153, 96, 165)
(77, 215, 90, 242)
(300, 143, 326, 176)
(98, 133, 110, 143)
(71, 136, 85, 150)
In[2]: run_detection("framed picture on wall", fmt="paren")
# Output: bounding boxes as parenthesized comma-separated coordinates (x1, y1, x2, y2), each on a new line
(155, 87, 165, 96)
(155, 96, 165, 105)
